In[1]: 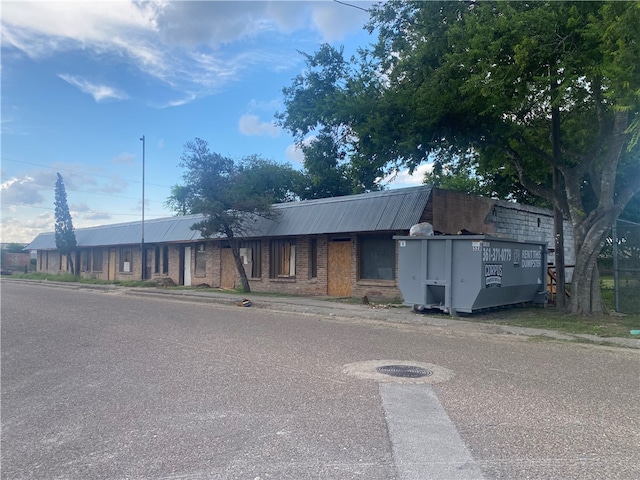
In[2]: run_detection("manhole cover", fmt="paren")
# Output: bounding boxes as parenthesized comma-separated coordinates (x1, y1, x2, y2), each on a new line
(376, 365, 433, 378)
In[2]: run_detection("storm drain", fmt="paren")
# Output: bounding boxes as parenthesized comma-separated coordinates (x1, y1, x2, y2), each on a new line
(376, 365, 433, 378)
(343, 360, 454, 384)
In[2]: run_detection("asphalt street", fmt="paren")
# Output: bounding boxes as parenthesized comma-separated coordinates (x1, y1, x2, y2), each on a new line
(1, 281, 639, 479)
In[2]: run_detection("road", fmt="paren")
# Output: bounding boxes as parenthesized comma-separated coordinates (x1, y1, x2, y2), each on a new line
(1, 281, 639, 479)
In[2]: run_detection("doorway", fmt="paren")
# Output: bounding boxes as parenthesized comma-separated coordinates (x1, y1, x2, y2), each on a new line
(328, 239, 352, 297)
(183, 246, 192, 286)
(108, 248, 116, 280)
(220, 248, 236, 289)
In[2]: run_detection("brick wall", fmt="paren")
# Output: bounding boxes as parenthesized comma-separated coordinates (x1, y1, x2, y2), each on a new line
(34, 190, 574, 300)
(2, 252, 31, 271)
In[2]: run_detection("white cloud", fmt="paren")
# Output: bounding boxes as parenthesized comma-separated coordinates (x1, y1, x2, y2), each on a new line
(0, 212, 54, 244)
(70, 203, 91, 213)
(238, 114, 280, 137)
(1, 176, 46, 205)
(112, 153, 136, 165)
(382, 163, 434, 189)
(1, 1, 371, 106)
(248, 98, 281, 112)
(158, 94, 197, 109)
(285, 143, 305, 165)
(58, 74, 128, 102)
(285, 135, 316, 165)
(310, 1, 371, 42)
(1, 1, 154, 57)
(83, 212, 112, 221)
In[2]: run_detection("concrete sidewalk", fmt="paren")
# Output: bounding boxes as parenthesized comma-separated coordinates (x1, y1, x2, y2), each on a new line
(6, 278, 640, 349)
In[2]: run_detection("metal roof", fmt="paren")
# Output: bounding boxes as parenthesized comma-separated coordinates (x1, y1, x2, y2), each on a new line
(25, 186, 433, 250)
(263, 185, 432, 236)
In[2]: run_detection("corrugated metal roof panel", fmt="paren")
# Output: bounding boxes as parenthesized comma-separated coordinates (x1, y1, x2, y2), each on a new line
(24, 232, 56, 250)
(25, 186, 433, 248)
(264, 185, 432, 236)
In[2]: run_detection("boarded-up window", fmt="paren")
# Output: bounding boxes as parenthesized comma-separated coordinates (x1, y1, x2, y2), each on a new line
(195, 243, 207, 276)
(309, 238, 318, 278)
(359, 235, 395, 280)
(92, 249, 103, 272)
(60, 254, 68, 271)
(119, 247, 133, 273)
(239, 240, 262, 278)
(270, 239, 295, 278)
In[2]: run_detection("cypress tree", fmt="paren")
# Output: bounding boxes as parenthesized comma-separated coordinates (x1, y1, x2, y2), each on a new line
(54, 173, 77, 274)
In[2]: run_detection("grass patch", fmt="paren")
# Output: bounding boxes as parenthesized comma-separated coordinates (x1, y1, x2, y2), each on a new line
(469, 304, 639, 338)
(8, 272, 157, 288)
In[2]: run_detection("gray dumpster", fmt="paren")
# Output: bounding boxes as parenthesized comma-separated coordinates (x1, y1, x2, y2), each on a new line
(394, 235, 547, 314)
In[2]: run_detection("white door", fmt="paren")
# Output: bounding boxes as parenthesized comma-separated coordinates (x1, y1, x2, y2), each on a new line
(184, 246, 192, 286)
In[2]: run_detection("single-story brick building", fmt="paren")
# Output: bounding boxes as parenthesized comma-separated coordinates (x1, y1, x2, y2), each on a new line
(25, 186, 574, 301)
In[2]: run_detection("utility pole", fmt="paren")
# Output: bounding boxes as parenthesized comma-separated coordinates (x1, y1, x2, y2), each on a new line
(551, 78, 565, 310)
(140, 135, 146, 280)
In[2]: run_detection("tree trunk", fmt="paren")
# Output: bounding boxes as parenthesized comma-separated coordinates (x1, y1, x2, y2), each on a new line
(67, 252, 75, 276)
(222, 228, 251, 293)
(230, 243, 251, 293)
(564, 111, 632, 315)
(568, 249, 604, 315)
(567, 217, 611, 315)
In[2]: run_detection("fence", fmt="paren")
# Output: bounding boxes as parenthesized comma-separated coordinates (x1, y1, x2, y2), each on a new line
(610, 219, 640, 313)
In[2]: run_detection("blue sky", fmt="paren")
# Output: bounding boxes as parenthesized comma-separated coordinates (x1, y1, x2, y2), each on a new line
(1, 1, 427, 244)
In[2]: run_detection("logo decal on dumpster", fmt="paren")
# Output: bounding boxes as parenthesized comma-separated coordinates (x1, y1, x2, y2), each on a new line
(485, 263, 503, 287)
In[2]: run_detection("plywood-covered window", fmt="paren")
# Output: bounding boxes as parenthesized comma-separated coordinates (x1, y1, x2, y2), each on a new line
(60, 254, 68, 271)
(269, 239, 295, 278)
(239, 240, 262, 278)
(359, 235, 395, 280)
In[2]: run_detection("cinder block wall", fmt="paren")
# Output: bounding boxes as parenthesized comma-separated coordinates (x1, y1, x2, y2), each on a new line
(432, 188, 575, 265)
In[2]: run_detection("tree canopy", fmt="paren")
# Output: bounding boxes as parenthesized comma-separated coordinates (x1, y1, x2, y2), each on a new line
(167, 138, 301, 292)
(54, 172, 77, 274)
(277, 0, 640, 315)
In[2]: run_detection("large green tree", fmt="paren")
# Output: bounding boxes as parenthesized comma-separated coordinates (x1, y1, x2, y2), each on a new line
(54, 172, 77, 275)
(167, 138, 301, 292)
(278, 1, 640, 315)
(296, 132, 354, 199)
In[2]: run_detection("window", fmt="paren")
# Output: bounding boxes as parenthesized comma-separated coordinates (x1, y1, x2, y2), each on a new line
(60, 254, 68, 271)
(269, 239, 296, 278)
(309, 238, 318, 279)
(162, 246, 169, 274)
(195, 243, 207, 275)
(81, 250, 91, 272)
(119, 247, 133, 273)
(154, 246, 160, 274)
(92, 249, 103, 272)
(239, 240, 262, 278)
(359, 235, 395, 280)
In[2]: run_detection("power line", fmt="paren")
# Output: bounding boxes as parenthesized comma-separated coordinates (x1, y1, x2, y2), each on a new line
(333, 0, 370, 13)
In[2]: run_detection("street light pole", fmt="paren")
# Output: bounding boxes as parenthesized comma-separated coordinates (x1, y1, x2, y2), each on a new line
(140, 135, 146, 280)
